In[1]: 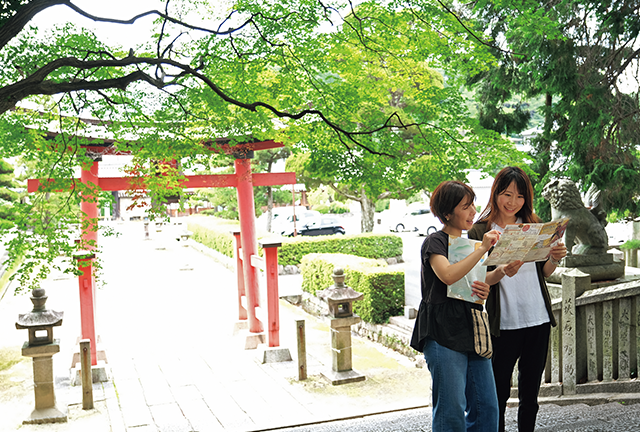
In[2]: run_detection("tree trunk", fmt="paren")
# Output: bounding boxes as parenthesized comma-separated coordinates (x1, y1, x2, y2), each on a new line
(360, 189, 375, 233)
(531, 91, 554, 220)
(539, 92, 553, 179)
(266, 186, 274, 232)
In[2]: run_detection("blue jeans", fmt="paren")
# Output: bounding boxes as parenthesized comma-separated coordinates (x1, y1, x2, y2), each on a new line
(424, 339, 499, 432)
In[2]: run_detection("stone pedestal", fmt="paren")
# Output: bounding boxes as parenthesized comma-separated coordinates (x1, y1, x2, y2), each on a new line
(547, 254, 625, 284)
(22, 340, 67, 424)
(232, 320, 265, 349)
(321, 316, 365, 385)
(256, 346, 292, 364)
(70, 360, 110, 385)
(70, 337, 109, 385)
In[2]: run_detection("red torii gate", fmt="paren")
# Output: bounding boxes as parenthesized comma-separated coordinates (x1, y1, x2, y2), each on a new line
(28, 139, 295, 365)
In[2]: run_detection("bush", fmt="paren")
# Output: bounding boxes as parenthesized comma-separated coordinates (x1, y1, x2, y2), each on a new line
(200, 209, 238, 220)
(187, 222, 235, 258)
(217, 209, 238, 220)
(312, 204, 330, 214)
(279, 233, 403, 266)
(606, 209, 631, 223)
(313, 203, 350, 214)
(329, 202, 350, 214)
(301, 253, 404, 323)
(300, 253, 385, 295)
(620, 239, 640, 250)
(352, 270, 405, 324)
(375, 198, 390, 212)
(187, 217, 403, 269)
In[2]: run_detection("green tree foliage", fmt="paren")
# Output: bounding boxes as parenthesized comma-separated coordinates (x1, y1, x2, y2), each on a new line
(199, 186, 239, 220)
(280, 3, 525, 232)
(465, 0, 640, 219)
(4, 138, 86, 292)
(0, 0, 528, 288)
(0, 159, 19, 229)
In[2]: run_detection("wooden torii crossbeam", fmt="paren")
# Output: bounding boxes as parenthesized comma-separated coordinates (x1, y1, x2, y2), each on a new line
(28, 139, 296, 365)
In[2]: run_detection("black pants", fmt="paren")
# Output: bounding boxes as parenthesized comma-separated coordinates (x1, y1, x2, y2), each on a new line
(492, 323, 551, 432)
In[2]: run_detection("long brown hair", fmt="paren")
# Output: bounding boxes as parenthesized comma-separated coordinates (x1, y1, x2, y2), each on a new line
(476, 166, 540, 225)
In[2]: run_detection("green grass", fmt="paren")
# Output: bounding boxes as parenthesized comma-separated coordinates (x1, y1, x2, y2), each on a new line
(0, 258, 22, 301)
(0, 348, 22, 373)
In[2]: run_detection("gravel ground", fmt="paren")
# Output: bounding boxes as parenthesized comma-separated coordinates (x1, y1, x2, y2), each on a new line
(273, 402, 640, 432)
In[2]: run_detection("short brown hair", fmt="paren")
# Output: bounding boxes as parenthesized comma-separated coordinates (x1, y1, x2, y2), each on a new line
(431, 181, 476, 225)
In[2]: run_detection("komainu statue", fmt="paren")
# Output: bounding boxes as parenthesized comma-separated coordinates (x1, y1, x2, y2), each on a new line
(542, 179, 608, 255)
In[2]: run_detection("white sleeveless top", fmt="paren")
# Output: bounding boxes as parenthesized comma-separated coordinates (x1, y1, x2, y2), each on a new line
(492, 222, 550, 330)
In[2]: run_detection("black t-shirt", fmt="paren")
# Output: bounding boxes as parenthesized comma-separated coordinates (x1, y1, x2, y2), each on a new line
(410, 230, 480, 354)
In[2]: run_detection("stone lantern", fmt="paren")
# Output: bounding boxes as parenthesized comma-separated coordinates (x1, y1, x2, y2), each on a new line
(317, 268, 366, 385)
(16, 288, 67, 424)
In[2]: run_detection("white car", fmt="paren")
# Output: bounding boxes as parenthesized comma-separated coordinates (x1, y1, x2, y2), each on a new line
(267, 208, 318, 234)
(275, 210, 321, 236)
(283, 216, 346, 237)
(390, 207, 442, 236)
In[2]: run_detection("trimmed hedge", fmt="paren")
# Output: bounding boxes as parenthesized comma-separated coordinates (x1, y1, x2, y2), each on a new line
(187, 217, 404, 269)
(313, 203, 350, 214)
(187, 222, 235, 258)
(279, 233, 403, 266)
(300, 253, 386, 295)
(301, 253, 404, 324)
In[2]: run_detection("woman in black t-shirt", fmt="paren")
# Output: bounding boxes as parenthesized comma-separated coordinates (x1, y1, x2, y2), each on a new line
(410, 181, 507, 432)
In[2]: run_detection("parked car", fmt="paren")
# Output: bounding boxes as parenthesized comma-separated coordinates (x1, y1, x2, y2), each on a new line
(272, 210, 320, 235)
(389, 207, 441, 236)
(284, 216, 346, 237)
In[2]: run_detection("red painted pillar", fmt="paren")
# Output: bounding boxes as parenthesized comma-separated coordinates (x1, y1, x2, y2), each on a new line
(75, 252, 97, 366)
(79, 159, 99, 366)
(234, 156, 263, 334)
(260, 240, 281, 347)
(80, 160, 99, 251)
(231, 230, 248, 320)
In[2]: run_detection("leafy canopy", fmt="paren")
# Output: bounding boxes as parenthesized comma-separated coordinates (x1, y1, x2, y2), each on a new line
(465, 0, 640, 218)
(0, 0, 530, 288)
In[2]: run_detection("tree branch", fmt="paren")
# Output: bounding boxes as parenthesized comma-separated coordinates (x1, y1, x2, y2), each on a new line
(0, 52, 419, 157)
(0, 56, 169, 114)
(0, 0, 68, 50)
(63, 1, 256, 38)
(377, 185, 416, 201)
(327, 183, 361, 202)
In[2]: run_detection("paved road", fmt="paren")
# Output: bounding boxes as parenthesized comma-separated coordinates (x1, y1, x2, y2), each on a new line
(274, 402, 640, 432)
(0, 220, 433, 432)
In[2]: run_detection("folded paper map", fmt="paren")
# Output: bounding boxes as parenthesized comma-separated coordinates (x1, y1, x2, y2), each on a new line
(447, 236, 487, 304)
(482, 218, 570, 266)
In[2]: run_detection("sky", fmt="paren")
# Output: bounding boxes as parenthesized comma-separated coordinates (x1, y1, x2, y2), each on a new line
(27, 0, 235, 49)
(27, 1, 639, 94)
(30, 1, 171, 48)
